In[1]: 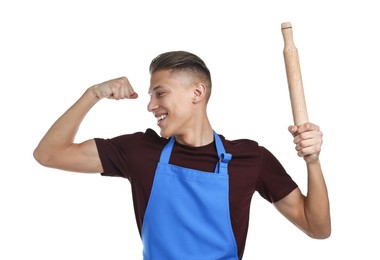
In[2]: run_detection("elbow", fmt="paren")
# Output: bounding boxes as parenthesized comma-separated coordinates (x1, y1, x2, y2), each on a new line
(33, 146, 52, 167)
(33, 147, 45, 165)
(309, 231, 331, 240)
(320, 224, 332, 239)
(307, 225, 332, 239)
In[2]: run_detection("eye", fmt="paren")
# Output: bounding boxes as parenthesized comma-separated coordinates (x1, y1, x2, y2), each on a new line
(157, 91, 166, 97)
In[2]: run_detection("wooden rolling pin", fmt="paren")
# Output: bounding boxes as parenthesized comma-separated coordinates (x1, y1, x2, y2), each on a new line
(281, 22, 309, 126)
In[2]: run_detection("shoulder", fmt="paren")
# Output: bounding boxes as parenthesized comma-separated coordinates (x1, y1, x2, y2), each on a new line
(218, 134, 260, 156)
(95, 128, 166, 142)
(143, 128, 170, 145)
(95, 128, 169, 151)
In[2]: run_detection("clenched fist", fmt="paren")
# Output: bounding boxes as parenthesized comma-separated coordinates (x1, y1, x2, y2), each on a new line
(91, 77, 138, 100)
(288, 122, 323, 163)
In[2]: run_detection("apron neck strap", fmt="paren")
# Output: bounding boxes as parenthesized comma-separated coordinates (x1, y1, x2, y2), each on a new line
(159, 131, 232, 175)
(213, 131, 232, 175)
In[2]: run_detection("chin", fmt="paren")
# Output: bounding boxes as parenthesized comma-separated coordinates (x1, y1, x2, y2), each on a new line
(160, 128, 174, 139)
(159, 129, 169, 139)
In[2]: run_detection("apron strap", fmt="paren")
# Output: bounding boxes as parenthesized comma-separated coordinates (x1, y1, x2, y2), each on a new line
(158, 131, 232, 175)
(213, 131, 232, 175)
(159, 136, 176, 164)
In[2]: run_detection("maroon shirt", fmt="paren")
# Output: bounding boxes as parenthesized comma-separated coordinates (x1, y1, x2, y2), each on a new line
(95, 128, 298, 259)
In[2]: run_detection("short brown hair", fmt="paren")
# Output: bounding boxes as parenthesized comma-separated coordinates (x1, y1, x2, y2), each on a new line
(149, 51, 212, 101)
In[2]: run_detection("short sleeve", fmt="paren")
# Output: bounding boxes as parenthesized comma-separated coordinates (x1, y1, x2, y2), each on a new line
(94, 132, 144, 179)
(256, 146, 298, 203)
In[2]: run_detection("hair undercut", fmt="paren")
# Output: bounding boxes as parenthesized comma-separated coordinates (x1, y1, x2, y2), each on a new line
(149, 51, 212, 102)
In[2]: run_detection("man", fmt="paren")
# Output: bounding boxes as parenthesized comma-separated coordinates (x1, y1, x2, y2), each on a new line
(33, 51, 331, 259)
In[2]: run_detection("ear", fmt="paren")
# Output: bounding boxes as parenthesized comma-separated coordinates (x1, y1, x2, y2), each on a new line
(192, 83, 207, 104)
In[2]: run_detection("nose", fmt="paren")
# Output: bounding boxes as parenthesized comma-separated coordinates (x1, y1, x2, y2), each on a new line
(147, 97, 159, 112)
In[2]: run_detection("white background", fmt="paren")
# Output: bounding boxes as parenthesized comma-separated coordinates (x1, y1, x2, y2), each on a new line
(1, 0, 379, 259)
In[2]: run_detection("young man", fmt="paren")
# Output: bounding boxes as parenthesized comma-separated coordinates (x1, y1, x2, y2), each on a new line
(33, 51, 331, 259)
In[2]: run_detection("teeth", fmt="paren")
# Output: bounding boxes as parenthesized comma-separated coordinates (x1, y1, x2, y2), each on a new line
(156, 114, 167, 122)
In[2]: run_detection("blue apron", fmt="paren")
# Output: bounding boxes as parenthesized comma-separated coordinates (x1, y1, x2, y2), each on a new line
(141, 132, 239, 260)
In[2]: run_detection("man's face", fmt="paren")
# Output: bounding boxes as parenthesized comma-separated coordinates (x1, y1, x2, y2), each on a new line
(148, 69, 195, 138)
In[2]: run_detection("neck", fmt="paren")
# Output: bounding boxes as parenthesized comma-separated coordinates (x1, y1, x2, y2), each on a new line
(175, 118, 214, 147)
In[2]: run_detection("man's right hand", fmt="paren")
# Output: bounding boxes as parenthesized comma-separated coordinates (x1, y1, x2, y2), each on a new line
(91, 77, 138, 100)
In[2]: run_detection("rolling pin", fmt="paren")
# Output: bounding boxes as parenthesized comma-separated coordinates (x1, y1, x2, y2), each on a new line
(281, 22, 309, 126)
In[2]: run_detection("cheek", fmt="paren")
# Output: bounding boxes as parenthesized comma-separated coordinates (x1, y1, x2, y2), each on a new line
(169, 97, 189, 111)
(174, 100, 192, 113)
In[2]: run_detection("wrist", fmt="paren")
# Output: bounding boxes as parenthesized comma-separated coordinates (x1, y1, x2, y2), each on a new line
(306, 157, 321, 168)
(86, 85, 102, 101)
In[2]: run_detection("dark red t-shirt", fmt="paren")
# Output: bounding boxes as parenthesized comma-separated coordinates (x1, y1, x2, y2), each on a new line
(95, 128, 298, 259)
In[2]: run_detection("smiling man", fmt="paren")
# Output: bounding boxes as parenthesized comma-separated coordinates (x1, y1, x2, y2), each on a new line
(33, 51, 331, 259)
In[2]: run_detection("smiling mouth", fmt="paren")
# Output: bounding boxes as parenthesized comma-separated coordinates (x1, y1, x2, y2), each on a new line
(156, 114, 167, 125)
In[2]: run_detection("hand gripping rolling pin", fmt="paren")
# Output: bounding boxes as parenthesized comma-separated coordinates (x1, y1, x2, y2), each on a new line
(281, 22, 309, 126)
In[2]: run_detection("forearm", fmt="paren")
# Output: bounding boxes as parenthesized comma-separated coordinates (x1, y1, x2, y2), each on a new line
(304, 159, 331, 238)
(34, 88, 99, 163)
